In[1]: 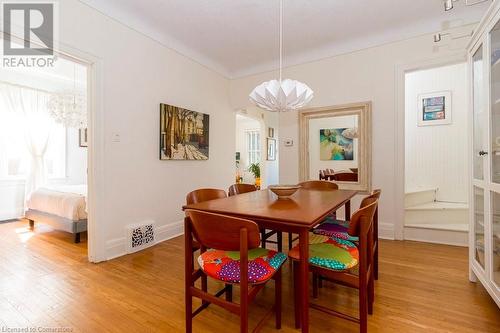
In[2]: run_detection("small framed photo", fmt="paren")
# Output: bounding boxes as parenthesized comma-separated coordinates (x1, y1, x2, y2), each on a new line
(79, 128, 88, 147)
(267, 138, 276, 161)
(268, 127, 275, 138)
(417, 91, 452, 126)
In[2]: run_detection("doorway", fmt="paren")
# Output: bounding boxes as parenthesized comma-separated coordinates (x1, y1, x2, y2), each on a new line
(403, 62, 469, 246)
(235, 113, 264, 187)
(0, 37, 94, 259)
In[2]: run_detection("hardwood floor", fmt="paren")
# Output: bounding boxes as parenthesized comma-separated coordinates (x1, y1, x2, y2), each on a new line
(0, 220, 498, 332)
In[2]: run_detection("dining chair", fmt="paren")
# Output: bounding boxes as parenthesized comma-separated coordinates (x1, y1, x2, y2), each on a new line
(313, 189, 382, 279)
(286, 180, 341, 250)
(185, 210, 286, 333)
(228, 183, 283, 252)
(332, 172, 359, 182)
(185, 188, 227, 308)
(289, 197, 379, 333)
(228, 183, 257, 196)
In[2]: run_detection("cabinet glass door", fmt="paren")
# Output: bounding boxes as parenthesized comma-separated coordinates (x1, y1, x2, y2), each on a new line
(473, 45, 486, 181)
(472, 43, 487, 271)
(491, 21, 500, 184)
(493, 192, 500, 286)
(475, 186, 486, 269)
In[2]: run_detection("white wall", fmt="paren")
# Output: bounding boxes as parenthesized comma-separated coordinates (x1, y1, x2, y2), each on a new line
(55, 0, 233, 259)
(405, 63, 468, 203)
(229, 25, 476, 239)
(66, 128, 88, 185)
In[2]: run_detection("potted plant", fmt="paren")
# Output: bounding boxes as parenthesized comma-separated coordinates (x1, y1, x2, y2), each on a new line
(248, 162, 261, 188)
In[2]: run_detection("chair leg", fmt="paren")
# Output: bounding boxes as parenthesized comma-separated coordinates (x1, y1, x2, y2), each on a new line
(368, 274, 374, 315)
(74, 232, 81, 244)
(28, 219, 34, 230)
(240, 286, 248, 333)
(277, 231, 283, 252)
(185, 290, 192, 333)
(275, 269, 282, 329)
(293, 261, 301, 329)
(201, 275, 208, 306)
(359, 283, 368, 333)
(374, 242, 379, 280)
(261, 229, 267, 249)
(288, 232, 293, 250)
(225, 284, 233, 302)
(312, 273, 318, 299)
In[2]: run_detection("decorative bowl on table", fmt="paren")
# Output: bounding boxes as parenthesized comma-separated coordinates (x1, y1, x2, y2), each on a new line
(268, 185, 301, 199)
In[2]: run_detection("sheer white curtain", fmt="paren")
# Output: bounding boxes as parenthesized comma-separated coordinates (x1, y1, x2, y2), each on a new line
(0, 83, 54, 205)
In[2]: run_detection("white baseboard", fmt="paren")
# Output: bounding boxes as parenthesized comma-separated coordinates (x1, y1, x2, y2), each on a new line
(378, 222, 395, 240)
(105, 220, 184, 261)
(106, 237, 127, 260)
(156, 220, 183, 243)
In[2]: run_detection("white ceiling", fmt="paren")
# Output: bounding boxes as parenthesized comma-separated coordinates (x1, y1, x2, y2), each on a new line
(79, 0, 490, 78)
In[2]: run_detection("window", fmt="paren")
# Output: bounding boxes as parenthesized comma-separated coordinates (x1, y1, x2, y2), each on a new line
(246, 130, 261, 165)
(0, 85, 66, 180)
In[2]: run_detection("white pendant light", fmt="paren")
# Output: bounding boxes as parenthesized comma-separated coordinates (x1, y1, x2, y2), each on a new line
(249, 0, 313, 112)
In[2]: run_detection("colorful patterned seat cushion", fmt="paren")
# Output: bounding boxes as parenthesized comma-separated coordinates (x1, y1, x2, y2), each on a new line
(198, 248, 287, 284)
(288, 234, 359, 271)
(313, 216, 358, 241)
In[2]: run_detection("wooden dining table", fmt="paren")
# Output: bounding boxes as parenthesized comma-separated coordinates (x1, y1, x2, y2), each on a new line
(183, 187, 358, 333)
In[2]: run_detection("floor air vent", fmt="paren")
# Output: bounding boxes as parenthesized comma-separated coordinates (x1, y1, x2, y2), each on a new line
(128, 221, 155, 253)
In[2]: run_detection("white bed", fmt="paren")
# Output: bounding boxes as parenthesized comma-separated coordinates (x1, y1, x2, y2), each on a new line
(25, 184, 88, 243)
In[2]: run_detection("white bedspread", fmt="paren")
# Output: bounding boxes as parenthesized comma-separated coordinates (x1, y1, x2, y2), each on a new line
(27, 185, 87, 221)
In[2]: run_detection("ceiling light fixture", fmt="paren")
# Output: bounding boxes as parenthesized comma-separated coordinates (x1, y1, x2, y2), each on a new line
(249, 0, 313, 112)
(444, 0, 490, 12)
(444, 0, 454, 11)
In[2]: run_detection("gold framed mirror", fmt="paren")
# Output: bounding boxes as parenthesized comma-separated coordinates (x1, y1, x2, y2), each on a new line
(299, 102, 372, 192)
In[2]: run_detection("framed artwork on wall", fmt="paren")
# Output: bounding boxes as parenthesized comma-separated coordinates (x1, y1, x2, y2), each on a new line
(319, 128, 355, 161)
(159, 103, 210, 160)
(79, 128, 88, 147)
(267, 138, 276, 161)
(417, 91, 452, 126)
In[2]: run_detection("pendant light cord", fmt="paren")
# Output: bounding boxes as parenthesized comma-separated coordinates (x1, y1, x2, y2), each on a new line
(279, 0, 283, 83)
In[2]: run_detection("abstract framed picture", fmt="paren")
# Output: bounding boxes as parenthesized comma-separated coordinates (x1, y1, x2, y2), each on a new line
(79, 128, 88, 147)
(320, 128, 355, 161)
(417, 91, 452, 126)
(159, 103, 209, 160)
(267, 138, 276, 161)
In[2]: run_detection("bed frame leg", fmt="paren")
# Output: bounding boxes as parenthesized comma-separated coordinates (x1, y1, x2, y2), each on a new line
(74, 232, 81, 244)
(28, 219, 34, 230)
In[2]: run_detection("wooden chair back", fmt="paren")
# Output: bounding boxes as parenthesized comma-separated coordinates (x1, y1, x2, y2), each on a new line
(228, 184, 257, 196)
(186, 188, 226, 205)
(298, 180, 339, 190)
(185, 210, 261, 251)
(332, 172, 358, 182)
(348, 197, 378, 239)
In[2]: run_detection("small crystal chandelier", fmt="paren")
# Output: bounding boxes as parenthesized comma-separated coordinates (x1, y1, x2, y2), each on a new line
(47, 63, 87, 128)
(249, 0, 313, 112)
(47, 91, 87, 128)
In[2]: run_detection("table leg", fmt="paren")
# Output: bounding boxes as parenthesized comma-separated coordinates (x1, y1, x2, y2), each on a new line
(299, 229, 309, 333)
